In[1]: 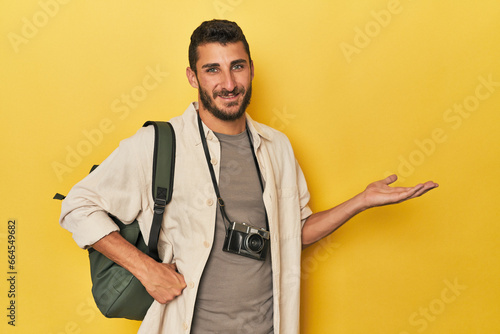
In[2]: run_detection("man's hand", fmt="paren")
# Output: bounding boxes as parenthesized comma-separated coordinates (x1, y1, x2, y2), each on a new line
(92, 231, 187, 304)
(139, 262, 187, 304)
(301, 174, 439, 247)
(362, 174, 438, 209)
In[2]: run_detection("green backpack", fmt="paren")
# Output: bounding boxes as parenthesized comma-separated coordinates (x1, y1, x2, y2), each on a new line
(55, 121, 175, 321)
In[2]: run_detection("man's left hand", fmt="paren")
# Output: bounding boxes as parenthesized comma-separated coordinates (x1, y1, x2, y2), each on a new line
(362, 174, 438, 209)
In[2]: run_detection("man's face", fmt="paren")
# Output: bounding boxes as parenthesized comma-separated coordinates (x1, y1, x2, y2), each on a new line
(188, 41, 254, 121)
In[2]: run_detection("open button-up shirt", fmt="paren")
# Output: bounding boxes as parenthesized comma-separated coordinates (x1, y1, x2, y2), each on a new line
(60, 102, 312, 333)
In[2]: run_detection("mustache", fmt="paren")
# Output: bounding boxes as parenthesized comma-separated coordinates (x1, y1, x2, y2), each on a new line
(213, 87, 245, 99)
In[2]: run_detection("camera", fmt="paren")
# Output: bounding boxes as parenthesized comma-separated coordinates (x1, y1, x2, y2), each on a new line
(223, 222, 270, 261)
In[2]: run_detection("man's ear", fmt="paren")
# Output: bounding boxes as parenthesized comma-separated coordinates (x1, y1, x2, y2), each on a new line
(186, 67, 199, 89)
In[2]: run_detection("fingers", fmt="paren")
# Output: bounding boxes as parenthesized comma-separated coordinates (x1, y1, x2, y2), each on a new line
(163, 263, 186, 285)
(143, 262, 187, 305)
(393, 181, 438, 203)
(382, 175, 438, 194)
(165, 262, 178, 271)
(389, 185, 423, 203)
(383, 174, 398, 185)
(364, 175, 438, 208)
(408, 181, 439, 199)
(161, 262, 187, 289)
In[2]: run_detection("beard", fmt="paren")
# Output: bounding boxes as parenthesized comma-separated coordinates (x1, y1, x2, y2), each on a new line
(199, 83, 252, 122)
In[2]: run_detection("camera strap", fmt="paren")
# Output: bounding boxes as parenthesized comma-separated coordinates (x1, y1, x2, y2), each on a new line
(197, 112, 269, 233)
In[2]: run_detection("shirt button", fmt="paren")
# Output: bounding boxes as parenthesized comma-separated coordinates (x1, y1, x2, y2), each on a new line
(210, 158, 218, 165)
(207, 133, 214, 141)
(206, 199, 214, 206)
(183, 322, 189, 330)
(203, 241, 210, 248)
(188, 281, 195, 289)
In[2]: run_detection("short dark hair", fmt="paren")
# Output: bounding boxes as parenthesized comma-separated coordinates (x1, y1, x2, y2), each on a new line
(188, 19, 252, 73)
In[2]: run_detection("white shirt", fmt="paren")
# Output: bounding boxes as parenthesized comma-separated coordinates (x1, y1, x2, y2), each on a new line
(60, 102, 312, 333)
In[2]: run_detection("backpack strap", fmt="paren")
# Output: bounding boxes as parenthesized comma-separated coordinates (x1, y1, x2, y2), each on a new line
(143, 121, 176, 262)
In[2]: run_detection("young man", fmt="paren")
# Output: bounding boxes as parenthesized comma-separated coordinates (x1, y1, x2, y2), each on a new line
(60, 20, 437, 333)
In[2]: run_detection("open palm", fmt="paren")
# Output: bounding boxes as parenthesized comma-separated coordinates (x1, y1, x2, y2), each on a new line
(363, 174, 439, 209)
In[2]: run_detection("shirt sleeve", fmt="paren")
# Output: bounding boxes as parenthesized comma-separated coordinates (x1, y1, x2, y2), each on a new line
(296, 159, 313, 227)
(59, 126, 153, 249)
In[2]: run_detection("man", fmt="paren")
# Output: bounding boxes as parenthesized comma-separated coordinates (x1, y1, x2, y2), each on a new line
(60, 20, 438, 333)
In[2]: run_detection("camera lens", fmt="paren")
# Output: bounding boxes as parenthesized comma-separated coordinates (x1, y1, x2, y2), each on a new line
(245, 234, 264, 253)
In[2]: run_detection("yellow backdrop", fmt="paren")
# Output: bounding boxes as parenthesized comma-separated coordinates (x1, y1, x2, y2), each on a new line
(1, 0, 499, 333)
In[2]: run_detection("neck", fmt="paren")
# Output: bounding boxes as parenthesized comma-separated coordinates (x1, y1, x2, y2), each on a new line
(198, 106, 246, 135)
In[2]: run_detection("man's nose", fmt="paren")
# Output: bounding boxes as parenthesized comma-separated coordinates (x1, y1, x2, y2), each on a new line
(220, 70, 237, 92)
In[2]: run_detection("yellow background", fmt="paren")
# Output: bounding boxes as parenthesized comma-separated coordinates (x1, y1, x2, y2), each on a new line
(1, 0, 499, 333)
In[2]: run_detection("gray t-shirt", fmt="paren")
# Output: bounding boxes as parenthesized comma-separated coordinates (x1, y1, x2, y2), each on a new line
(190, 130, 273, 334)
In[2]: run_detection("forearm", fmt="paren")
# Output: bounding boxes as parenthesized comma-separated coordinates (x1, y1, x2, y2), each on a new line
(91, 231, 156, 283)
(301, 192, 368, 247)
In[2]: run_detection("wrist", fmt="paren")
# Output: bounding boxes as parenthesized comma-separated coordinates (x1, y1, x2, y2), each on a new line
(351, 192, 371, 214)
(132, 251, 159, 282)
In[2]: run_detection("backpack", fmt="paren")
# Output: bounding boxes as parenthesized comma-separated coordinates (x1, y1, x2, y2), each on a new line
(54, 121, 175, 320)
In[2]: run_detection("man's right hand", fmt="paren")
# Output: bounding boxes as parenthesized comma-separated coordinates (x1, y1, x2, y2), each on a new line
(140, 262, 187, 304)
(92, 231, 187, 305)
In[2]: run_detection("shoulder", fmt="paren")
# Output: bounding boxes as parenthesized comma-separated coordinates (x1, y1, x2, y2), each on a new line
(249, 117, 294, 150)
(111, 125, 156, 172)
(120, 124, 155, 153)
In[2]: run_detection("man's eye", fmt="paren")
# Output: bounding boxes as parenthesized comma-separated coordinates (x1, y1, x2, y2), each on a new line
(232, 64, 244, 70)
(207, 68, 218, 73)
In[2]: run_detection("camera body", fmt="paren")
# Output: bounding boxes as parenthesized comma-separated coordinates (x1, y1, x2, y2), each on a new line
(223, 222, 270, 261)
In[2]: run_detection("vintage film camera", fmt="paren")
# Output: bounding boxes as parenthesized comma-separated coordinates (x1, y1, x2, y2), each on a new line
(223, 222, 270, 261)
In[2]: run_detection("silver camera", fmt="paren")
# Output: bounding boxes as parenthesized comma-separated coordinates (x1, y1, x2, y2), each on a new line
(223, 222, 270, 261)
